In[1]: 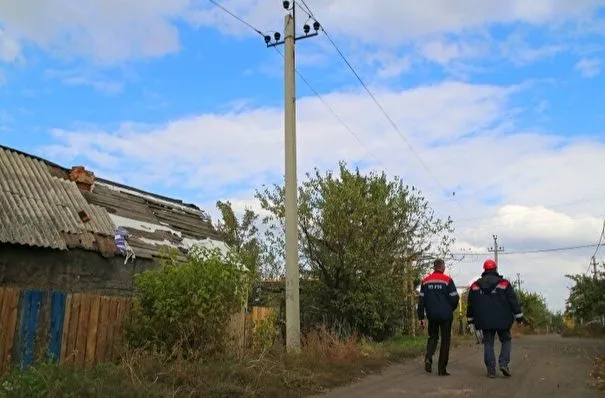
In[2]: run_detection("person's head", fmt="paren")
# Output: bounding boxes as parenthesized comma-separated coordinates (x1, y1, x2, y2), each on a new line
(433, 258, 446, 273)
(483, 259, 497, 272)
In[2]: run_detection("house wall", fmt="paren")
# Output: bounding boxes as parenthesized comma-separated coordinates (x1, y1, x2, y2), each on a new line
(0, 243, 156, 296)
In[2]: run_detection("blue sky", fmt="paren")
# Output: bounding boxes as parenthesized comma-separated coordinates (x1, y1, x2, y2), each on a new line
(1, 0, 605, 311)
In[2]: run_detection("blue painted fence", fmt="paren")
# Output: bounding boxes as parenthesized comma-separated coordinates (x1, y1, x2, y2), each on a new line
(0, 288, 131, 375)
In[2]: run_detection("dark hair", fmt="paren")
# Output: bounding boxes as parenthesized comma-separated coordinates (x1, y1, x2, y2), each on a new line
(433, 258, 445, 269)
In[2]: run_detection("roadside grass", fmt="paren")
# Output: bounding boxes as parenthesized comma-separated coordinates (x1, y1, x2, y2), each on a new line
(0, 330, 427, 398)
(591, 356, 605, 392)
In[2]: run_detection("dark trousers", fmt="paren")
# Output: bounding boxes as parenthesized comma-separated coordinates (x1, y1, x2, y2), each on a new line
(425, 319, 452, 372)
(482, 329, 512, 374)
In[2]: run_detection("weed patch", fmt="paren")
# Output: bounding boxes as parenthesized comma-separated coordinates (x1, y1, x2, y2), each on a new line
(0, 330, 425, 398)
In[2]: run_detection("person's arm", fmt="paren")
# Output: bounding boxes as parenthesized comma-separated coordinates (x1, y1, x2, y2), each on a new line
(447, 278, 459, 310)
(417, 284, 426, 321)
(506, 283, 525, 323)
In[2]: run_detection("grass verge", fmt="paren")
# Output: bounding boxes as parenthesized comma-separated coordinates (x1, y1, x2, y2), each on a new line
(0, 330, 426, 398)
(591, 356, 605, 392)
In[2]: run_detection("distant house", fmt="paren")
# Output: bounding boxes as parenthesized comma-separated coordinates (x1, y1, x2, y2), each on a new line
(0, 145, 227, 296)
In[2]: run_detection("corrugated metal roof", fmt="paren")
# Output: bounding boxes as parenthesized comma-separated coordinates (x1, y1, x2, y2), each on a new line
(0, 147, 116, 250)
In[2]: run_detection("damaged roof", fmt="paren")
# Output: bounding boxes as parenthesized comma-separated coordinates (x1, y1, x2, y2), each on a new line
(0, 145, 227, 259)
(83, 181, 227, 259)
(0, 146, 115, 252)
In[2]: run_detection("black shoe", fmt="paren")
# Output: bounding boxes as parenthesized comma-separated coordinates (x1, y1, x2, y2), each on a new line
(438, 370, 450, 376)
(500, 366, 511, 377)
(424, 360, 432, 373)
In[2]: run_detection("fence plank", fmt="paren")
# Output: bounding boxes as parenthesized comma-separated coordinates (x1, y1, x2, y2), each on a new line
(34, 290, 50, 363)
(5, 290, 19, 373)
(60, 293, 74, 363)
(104, 297, 117, 361)
(18, 289, 41, 368)
(85, 295, 101, 365)
(0, 288, 8, 374)
(74, 294, 91, 367)
(95, 296, 110, 364)
(0, 288, 20, 375)
(65, 293, 82, 364)
(48, 292, 66, 363)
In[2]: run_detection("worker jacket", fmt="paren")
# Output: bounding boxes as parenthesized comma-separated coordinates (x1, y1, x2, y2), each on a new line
(417, 271, 459, 322)
(466, 271, 525, 330)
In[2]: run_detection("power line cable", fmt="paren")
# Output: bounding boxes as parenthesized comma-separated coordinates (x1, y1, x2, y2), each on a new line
(206, 0, 390, 174)
(591, 218, 605, 260)
(296, 2, 468, 216)
(206, 0, 604, 254)
(272, 47, 386, 168)
(206, 0, 265, 37)
(449, 243, 601, 257)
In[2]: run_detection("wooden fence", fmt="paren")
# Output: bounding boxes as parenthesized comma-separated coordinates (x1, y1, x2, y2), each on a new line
(0, 287, 269, 375)
(0, 288, 133, 374)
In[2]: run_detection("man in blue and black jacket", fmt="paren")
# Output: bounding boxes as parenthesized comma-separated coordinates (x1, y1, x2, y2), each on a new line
(466, 259, 525, 378)
(417, 258, 459, 376)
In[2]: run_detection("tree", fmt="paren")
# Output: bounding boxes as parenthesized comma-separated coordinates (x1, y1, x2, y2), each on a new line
(517, 290, 551, 332)
(256, 162, 455, 340)
(565, 272, 605, 325)
(215, 200, 261, 278)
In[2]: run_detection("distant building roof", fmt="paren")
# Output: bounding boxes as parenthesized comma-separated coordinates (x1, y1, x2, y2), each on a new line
(0, 145, 226, 259)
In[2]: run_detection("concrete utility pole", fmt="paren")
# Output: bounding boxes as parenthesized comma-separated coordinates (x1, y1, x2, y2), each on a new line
(591, 256, 598, 279)
(515, 273, 523, 291)
(488, 234, 504, 266)
(265, 0, 320, 352)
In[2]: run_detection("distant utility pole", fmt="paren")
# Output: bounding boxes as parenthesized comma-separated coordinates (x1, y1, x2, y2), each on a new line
(488, 235, 504, 266)
(515, 273, 523, 291)
(265, 0, 320, 352)
(591, 256, 598, 279)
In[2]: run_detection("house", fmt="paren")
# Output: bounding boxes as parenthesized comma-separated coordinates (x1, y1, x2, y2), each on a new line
(0, 144, 228, 296)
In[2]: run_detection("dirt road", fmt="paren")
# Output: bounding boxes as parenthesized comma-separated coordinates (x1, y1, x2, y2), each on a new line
(317, 335, 605, 397)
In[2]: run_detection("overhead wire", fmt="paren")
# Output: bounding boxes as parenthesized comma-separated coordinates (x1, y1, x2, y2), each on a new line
(206, 0, 265, 37)
(448, 243, 602, 258)
(591, 218, 605, 260)
(272, 47, 387, 169)
(206, 0, 389, 173)
(295, 2, 466, 214)
(205, 0, 603, 263)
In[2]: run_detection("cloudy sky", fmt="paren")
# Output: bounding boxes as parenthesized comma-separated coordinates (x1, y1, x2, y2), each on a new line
(1, 0, 604, 311)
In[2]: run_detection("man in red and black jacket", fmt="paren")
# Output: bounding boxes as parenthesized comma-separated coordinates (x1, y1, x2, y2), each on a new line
(466, 259, 525, 378)
(417, 258, 459, 376)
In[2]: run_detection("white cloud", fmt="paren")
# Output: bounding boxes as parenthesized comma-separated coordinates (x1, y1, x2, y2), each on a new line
(41, 80, 605, 311)
(0, 28, 20, 62)
(499, 32, 563, 65)
(0, 0, 193, 64)
(420, 37, 489, 65)
(575, 57, 601, 77)
(45, 69, 122, 94)
(189, 0, 605, 44)
(1, 0, 603, 66)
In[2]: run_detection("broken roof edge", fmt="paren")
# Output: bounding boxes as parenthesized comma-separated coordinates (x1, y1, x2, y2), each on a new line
(94, 179, 203, 214)
(0, 144, 208, 218)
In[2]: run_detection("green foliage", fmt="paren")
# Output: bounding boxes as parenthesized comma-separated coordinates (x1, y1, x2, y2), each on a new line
(255, 162, 455, 340)
(517, 290, 551, 331)
(0, 363, 143, 398)
(565, 272, 605, 325)
(125, 247, 249, 357)
(215, 200, 261, 278)
(252, 312, 279, 354)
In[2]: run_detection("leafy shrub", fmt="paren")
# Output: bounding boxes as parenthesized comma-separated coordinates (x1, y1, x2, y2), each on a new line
(125, 247, 250, 357)
(252, 310, 279, 354)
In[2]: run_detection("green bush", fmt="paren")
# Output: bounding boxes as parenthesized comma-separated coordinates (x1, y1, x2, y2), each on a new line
(125, 247, 249, 357)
